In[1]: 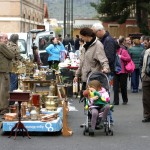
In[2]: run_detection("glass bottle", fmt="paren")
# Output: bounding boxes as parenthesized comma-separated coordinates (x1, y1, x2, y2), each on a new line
(26, 108, 30, 119)
(30, 106, 38, 120)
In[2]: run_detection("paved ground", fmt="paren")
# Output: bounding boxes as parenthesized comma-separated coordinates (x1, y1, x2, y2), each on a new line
(0, 88, 150, 150)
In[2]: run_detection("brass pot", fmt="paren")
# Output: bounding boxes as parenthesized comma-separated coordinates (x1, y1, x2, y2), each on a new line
(45, 96, 58, 110)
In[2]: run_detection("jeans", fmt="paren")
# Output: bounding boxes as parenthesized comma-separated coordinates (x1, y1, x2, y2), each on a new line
(108, 110, 113, 123)
(10, 73, 18, 105)
(10, 73, 18, 91)
(107, 72, 114, 123)
(131, 68, 140, 92)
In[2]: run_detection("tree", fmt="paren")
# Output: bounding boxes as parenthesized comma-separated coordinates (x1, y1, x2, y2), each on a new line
(90, 0, 150, 35)
(54, 27, 63, 36)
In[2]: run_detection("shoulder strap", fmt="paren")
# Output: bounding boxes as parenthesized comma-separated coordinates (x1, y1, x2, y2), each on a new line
(120, 48, 123, 55)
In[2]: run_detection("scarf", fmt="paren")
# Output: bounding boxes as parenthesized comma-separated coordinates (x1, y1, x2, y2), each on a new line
(83, 36, 96, 51)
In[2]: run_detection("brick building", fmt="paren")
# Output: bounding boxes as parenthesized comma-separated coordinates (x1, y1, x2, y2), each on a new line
(73, 18, 150, 39)
(73, 8, 150, 38)
(0, 0, 44, 33)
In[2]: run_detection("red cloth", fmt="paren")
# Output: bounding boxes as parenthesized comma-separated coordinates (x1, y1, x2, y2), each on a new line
(67, 66, 78, 70)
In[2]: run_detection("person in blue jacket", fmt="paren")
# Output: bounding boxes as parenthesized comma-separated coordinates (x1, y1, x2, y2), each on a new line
(46, 37, 65, 69)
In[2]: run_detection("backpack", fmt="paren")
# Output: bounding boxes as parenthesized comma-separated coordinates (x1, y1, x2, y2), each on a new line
(145, 54, 150, 76)
(125, 59, 135, 73)
(115, 54, 122, 73)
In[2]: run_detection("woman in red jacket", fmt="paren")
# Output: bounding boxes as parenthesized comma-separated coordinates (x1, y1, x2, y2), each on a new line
(113, 43, 131, 105)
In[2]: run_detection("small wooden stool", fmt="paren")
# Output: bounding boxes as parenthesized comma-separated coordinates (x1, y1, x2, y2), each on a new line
(8, 92, 31, 140)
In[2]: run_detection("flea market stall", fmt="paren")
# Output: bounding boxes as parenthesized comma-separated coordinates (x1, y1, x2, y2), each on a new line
(1, 59, 74, 138)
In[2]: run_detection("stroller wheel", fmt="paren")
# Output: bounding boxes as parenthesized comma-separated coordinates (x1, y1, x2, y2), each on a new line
(83, 127, 89, 135)
(89, 128, 94, 136)
(109, 129, 113, 136)
(104, 125, 109, 136)
(106, 131, 108, 136)
(111, 131, 113, 136)
(106, 128, 113, 136)
(83, 130, 86, 135)
(85, 127, 89, 132)
(105, 128, 109, 136)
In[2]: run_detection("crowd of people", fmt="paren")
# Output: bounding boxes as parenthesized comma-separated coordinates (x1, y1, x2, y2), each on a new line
(70, 23, 150, 134)
(0, 24, 150, 133)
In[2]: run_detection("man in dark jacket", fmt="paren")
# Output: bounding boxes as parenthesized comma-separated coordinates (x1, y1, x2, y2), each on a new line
(74, 35, 80, 51)
(92, 23, 116, 72)
(92, 23, 116, 124)
(63, 34, 74, 52)
(0, 33, 15, 114)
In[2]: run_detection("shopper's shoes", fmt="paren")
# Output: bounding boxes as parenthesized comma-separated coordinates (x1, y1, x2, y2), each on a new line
(80, 123, 86, 128)
(132, 89, 138, 93)
(89, 128, 94, 136)
(142, 118, 150, 123)
(122, 102, 128, 105)
(110, 121, 114, 126)
(113, 102, 119, 105)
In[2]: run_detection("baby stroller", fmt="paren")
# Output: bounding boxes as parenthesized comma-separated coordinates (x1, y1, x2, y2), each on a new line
(83, 72, 113, 136)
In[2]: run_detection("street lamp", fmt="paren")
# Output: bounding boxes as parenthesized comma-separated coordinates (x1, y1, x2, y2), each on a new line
(64, 0, 73, 39)
(71, 0, 73, 38)
(64, 0, 66, 38)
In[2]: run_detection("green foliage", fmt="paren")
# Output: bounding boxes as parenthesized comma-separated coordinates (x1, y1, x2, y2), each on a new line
(54, 27, 63, 36)
(90, 0, 150, 35)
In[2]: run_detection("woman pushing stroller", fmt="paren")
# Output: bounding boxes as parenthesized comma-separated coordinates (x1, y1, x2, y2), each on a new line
(83, 80, 111, 136)
(73, 27, 110, 101)
(73, 27, 110, 136)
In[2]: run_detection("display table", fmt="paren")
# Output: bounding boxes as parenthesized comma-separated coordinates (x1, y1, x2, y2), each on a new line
(3, 117, 62, 132)
(41, 107, 63, 119)
(2, 107, 63, 132)
(22, 80, 53, 92)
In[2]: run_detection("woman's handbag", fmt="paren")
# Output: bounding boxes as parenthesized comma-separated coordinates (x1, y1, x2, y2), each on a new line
(125, 59, 135, 73)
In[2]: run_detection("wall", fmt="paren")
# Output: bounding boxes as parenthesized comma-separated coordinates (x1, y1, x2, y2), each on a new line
(103, 19, 147, 38)
(0, 0, 44, 33)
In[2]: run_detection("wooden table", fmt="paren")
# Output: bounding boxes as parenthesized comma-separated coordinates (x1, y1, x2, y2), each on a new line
(22, 80, 55, 92)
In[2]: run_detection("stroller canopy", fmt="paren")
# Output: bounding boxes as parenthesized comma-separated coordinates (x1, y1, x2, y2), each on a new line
(87, 72, 110, 92)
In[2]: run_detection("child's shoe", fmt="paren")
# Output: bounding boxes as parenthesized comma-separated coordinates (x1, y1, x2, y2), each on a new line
(110, 121, 114, 126)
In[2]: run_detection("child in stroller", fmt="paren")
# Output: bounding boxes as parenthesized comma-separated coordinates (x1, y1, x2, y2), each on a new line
(83, 79, 113, 136)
